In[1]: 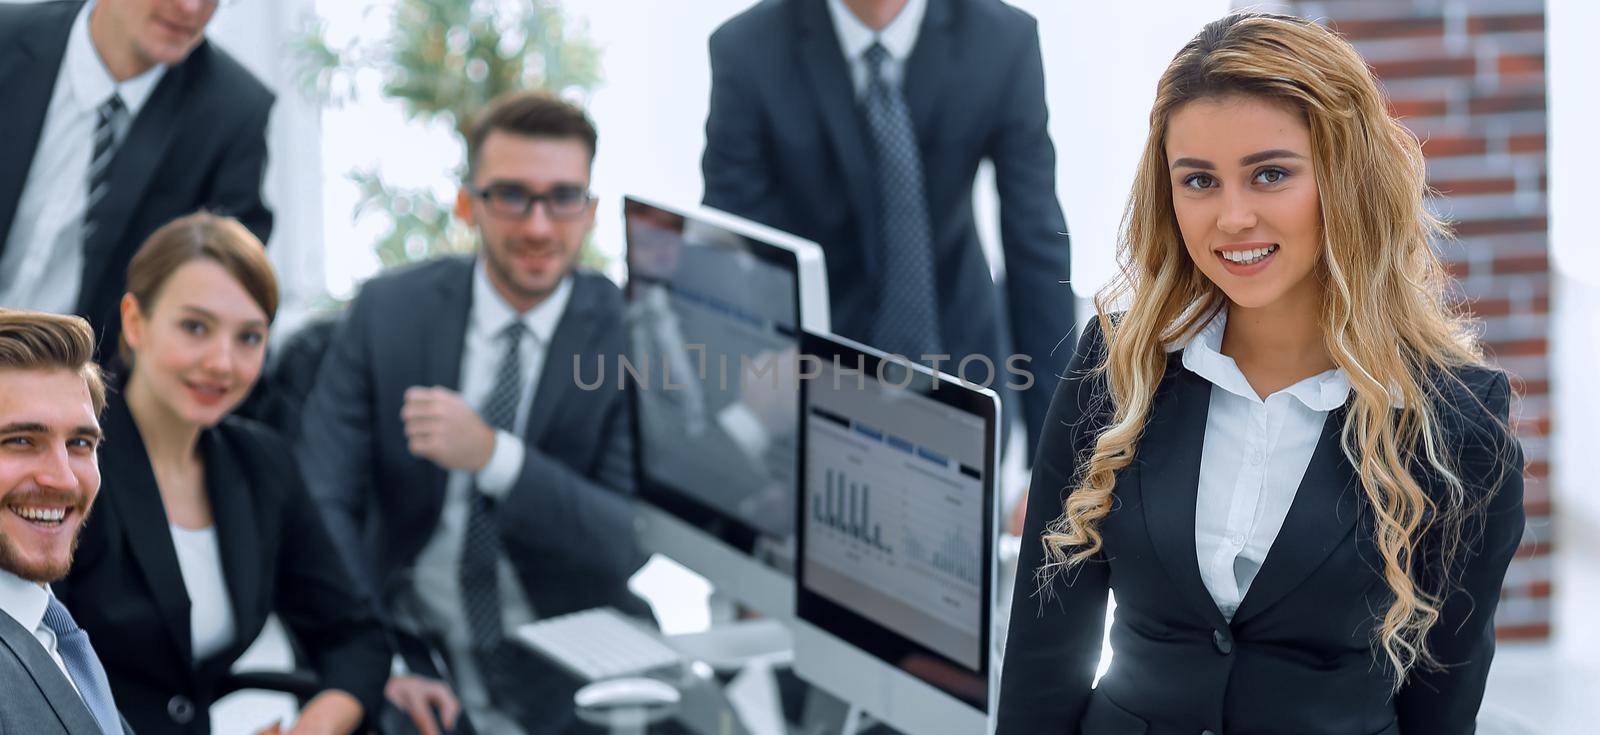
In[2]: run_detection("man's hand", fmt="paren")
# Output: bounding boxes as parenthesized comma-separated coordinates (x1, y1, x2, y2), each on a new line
(285, 690, 365, 735)
(1007, 489, 1030, 537)
(385, 675, 462, 735)
(402, 386, 496, 472)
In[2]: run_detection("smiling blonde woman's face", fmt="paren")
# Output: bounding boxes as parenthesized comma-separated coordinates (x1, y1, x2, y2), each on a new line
(1166, 94, 1324, 313)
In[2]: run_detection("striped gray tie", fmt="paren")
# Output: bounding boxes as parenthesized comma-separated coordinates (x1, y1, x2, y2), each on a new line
(862, 42, 942, 360)
(43, 595, 121, 735)
(84, 94, 126, 244)
(461, 320, 526, 703)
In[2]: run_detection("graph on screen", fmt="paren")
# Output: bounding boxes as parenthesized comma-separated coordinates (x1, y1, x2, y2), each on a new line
(805, 415, 983, 634)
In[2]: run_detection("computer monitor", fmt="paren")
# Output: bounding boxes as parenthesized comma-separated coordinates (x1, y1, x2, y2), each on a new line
(793, 331, 1000, 734)
(622, 195, 829, 619)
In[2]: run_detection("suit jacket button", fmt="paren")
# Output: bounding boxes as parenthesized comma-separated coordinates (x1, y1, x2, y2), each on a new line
(1212, 629, 1233, 655)
(168, 695, 195, 723)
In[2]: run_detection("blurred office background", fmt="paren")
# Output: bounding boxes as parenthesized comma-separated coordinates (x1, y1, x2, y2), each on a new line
(5, 0, 1583, 730)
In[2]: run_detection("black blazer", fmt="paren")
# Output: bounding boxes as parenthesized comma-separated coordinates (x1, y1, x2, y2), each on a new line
(56, 394, 391, 735)
(0, 0, 273, 362)
(296, 256, 648, 674)
(701, 0, 1074, 459)
(998, 319, 1525, 735)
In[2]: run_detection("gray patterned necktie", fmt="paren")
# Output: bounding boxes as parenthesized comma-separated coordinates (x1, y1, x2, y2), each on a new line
(460, 320, 526, 697)
(84, 94, 126, 245)
(862, 42, 942, 359)
(43, 595, 121, 735)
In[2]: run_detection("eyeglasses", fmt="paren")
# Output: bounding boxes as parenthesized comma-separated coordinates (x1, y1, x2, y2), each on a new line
(467, 183, 594, 221)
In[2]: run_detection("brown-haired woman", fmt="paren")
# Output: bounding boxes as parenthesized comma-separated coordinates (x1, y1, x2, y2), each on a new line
(998, 13, 1523, 735)
(55, 213, 390, 734)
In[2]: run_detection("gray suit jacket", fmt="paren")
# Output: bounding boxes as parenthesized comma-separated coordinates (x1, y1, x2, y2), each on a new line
(0, 609, 131, 734)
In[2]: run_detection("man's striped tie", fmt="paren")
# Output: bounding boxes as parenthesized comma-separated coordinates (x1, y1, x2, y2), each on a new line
(84, 94, 126, 244)
(461, 320, 527, 706)
(862, 43, 942, 361)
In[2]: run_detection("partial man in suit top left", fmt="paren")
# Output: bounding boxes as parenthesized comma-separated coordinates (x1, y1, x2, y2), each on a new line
(0, 0, 273, 365)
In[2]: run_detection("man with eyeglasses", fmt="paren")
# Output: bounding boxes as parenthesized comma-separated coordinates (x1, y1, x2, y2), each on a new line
(298, 90, 650, 735)
(0, 0, 272, 365)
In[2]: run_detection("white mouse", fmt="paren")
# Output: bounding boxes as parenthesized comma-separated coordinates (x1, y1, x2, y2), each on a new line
(573, 677, 682, 710)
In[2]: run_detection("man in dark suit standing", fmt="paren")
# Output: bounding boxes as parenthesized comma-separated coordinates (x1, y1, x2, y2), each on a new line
(702, 0, 1073, 460)
(298, 92, 647, 735)
(0, 309, 130, 735)
(0, 0, 273, 362)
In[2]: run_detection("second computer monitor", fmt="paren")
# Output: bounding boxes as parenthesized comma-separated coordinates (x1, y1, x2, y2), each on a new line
(794, 330, 1001, 734)
(623, 195, 828, 618)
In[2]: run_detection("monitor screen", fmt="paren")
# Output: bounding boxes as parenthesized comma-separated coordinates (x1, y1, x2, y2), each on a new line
(624, 196, 806, 569)
(797, 332, 997, 709)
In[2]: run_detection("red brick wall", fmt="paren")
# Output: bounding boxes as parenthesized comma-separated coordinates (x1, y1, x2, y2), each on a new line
(1250, 0, 1553, 640)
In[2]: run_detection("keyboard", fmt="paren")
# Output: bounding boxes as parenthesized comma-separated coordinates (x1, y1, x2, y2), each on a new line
(514, 607, 684, 682)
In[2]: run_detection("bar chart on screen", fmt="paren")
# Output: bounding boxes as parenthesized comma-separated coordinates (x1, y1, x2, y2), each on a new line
(805, 414, 983, 635)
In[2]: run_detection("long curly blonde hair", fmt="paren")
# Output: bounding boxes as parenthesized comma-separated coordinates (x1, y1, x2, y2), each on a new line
(1041, 12, 1494, 687)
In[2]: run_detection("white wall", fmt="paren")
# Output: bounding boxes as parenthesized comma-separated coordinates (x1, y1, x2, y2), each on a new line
(1545, 0, 1600, 663)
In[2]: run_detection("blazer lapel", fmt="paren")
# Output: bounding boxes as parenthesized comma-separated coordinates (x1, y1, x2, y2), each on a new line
(902, 0, 954, 146)
(1140, 360, 1230, 628)
(421, 257, 474, 495)
(199, 428, 261, 662)
(523, 277, 595, 447)
(76, 59, 191, 311)
(1231, 408, 1360, 624)
(101, 398, 194, 665)
(0, 17, 71, 252)
(0, 612, 107, 734)
(793, 0, 880, 276)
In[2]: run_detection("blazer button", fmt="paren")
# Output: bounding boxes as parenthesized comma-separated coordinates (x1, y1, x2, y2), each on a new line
(1212, 629, 1233, 655)
(168, 695, 195, 724)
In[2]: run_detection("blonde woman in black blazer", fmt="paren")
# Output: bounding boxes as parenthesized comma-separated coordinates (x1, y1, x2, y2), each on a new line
(56, 214, 389, 734)
(998, 14, 1524, 735)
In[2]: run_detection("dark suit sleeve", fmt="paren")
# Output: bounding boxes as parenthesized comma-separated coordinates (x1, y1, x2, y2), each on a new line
(995, 318, 1110, 734)
(987, 16, 1074, 464)
(255, 433, 391, 722)
(1395, 371, 1525, 733)
(297, 292, 379, 600)
(499, 384, 644, 582)
(206, 88, 274, 245)
(700, 26, 789, 230)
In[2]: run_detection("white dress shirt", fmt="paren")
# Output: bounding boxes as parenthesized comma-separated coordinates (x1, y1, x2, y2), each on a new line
(1181, 311, 1351, 621)
(169, 524, 236, 662)
(826, 0, 928, 96)
(0, 570, 80, 697)
(0, 1, 165, 313)
(411, 263, 572, 735)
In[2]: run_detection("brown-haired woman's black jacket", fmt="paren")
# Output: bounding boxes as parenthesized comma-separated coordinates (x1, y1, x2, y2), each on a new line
(56, 392, 391, 734)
